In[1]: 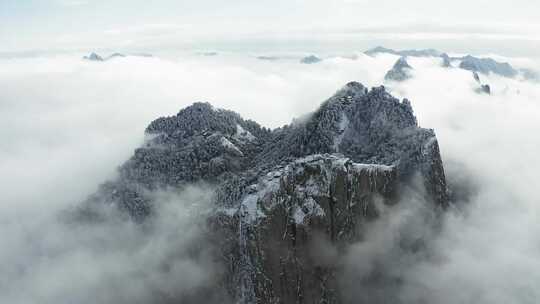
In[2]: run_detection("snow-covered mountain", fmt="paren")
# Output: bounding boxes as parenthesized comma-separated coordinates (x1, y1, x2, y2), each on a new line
(81, 82, 448, 303)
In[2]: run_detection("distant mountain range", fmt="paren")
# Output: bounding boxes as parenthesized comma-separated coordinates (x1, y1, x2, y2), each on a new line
(365, 46, 536, 80)
(365, 46, 443, 58)
(83, 52, 152, 61)
(82, 49, 538, 84)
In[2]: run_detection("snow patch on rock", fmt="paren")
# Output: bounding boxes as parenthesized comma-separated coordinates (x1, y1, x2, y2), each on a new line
(221, 137, 244, 156)
(235, 124, 256, 142)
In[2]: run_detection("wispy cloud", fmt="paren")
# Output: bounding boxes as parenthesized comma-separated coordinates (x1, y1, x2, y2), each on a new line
(104, 23, 191, 36)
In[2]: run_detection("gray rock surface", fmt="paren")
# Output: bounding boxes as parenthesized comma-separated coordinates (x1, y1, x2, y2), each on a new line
(473, 71, 481, 83)
(83, 82, 449, 303)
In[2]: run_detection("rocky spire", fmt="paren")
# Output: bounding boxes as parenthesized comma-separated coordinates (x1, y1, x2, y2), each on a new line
(384, 57, 413, 81)
(472, 72, 492, 95)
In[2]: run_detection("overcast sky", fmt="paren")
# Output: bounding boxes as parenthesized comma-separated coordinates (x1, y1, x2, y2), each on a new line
(1, 0, 539, 56)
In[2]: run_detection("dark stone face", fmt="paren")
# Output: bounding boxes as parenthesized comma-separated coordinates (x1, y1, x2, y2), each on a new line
(82, 82, 448, 303)
(480, 84, 491, 95)
(83, 52, 104, 61)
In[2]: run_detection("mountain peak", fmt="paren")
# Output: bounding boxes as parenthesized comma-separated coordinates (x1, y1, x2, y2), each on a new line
(83, 52, 104, 61)
(146, 102, 240, 136)
(82, 82, 449, 301)
(394, 56, 412, 69)
(332, 81, 368, 100)
(255, 83, 432, 184)
(300, 55, 322, 64)
(385, 56, 413, 81)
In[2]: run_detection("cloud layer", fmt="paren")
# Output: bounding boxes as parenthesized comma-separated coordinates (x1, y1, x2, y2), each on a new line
(0, 52, 539, 303)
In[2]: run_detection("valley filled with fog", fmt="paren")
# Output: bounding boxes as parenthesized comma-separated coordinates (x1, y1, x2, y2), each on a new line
(1, 50, 539, 303)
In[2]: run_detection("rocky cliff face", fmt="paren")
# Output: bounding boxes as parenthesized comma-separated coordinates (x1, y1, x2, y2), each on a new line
(213, 154, 400, 303)
(83, 82, 448, 303)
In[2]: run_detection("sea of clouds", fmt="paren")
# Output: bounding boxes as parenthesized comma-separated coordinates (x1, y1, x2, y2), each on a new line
(0, 51, 539, 303)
